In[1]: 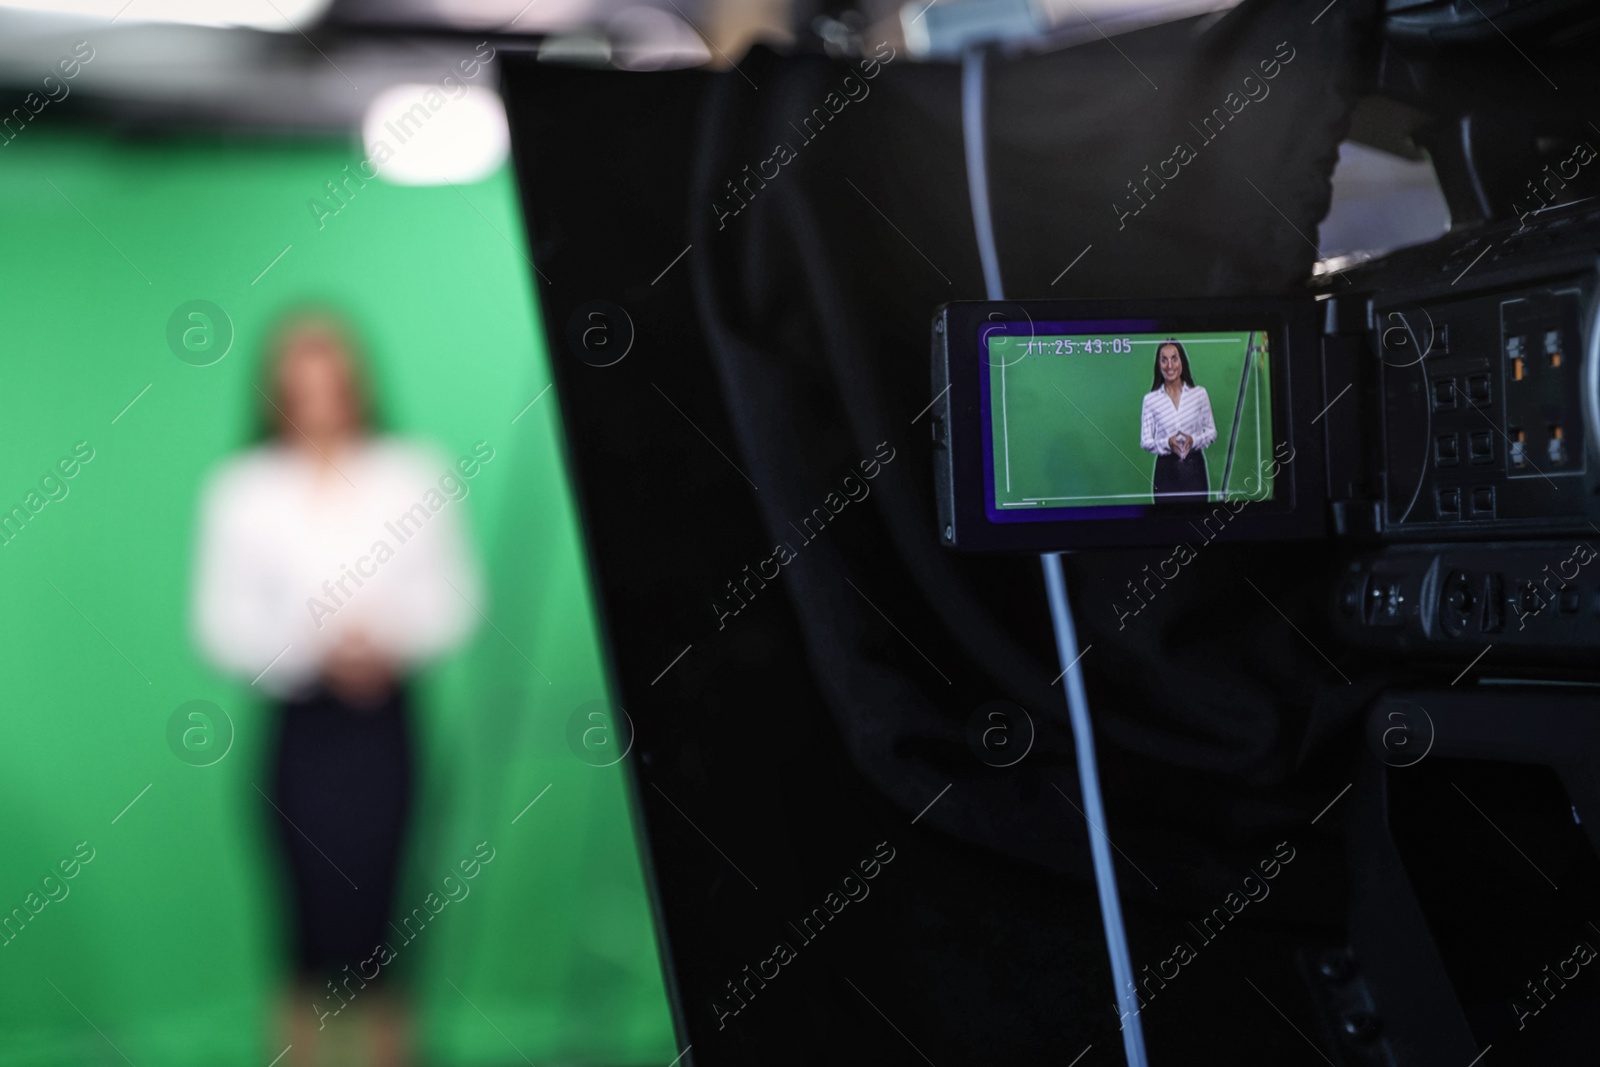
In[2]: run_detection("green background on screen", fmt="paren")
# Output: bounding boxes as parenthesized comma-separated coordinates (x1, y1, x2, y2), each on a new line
(0, 130, 673, 1065)
(987, 331, 1275, 509)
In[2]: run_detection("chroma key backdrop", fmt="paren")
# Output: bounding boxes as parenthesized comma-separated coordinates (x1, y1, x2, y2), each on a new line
(0, 129, 672, 1066)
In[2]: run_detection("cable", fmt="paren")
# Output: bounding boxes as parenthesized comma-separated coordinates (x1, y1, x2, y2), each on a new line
(961, 46, 1005, 302)
(961, 44, 1151, 1067)
(1041, 554, 1150, 1066)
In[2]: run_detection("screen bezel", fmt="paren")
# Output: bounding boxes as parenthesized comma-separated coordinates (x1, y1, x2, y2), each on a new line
(935, 298, 1326, 551)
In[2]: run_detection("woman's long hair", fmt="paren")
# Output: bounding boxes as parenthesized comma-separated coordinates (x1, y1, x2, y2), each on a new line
(251, 306, 388, 442)
(1149, 340, 1195, 390)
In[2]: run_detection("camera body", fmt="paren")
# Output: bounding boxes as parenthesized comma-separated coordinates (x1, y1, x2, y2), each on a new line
(933, 201, 1600, 656)
(933, 200, 1600, 553)
(1314, 203, 1600, 656)
(1316, 211, 1600, 543)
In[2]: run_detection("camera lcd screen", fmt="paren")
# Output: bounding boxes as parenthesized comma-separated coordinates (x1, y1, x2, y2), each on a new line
(980, 321, 1279, 523)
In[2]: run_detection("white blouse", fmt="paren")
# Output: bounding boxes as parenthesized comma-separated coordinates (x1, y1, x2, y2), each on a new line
(1139, 383, 1217, 457)
(191, 439, 482, 696)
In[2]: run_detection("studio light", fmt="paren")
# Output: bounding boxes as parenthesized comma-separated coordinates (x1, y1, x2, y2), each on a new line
(361, 82, 510, 186)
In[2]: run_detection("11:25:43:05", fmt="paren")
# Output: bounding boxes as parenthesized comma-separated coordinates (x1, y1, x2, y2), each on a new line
(1019, 337, 1132, 355)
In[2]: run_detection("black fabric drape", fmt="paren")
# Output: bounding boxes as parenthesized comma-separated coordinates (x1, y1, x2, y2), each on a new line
(688, 0, 1383, 912)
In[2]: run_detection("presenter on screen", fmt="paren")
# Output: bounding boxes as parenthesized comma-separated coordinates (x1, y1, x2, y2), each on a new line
(1139, 340, 1217, 499)
(191, 309, 481, 1067)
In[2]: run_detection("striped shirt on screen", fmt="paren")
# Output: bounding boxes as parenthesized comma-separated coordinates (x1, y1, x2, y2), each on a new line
(1139, 383, 1217, 456)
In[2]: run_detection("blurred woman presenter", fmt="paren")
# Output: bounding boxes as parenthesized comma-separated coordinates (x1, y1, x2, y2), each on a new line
(191, 310, 481, 1067)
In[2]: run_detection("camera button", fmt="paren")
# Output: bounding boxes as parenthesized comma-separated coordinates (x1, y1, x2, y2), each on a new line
(1468, 430, 1494, 463)
(1432, 378, 1457, 410)
(1436, 486, 1461, 518)
(1466, 375, 1492, 404)
(1481, 574, 1505, 633)
(1470, 486, 1495, 517)
(1435, 433, 1460, 466)
(1339, 577, 1365, 616)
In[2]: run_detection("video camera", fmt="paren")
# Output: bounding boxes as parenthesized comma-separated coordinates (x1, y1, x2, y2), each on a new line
(934, 199, 1600, 656)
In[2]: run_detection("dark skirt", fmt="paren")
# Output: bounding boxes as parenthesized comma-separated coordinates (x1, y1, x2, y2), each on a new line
(1153, 450, 1209, 499)
(269, 684, 414, 981)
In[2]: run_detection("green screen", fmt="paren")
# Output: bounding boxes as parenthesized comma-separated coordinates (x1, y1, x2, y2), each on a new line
(986, 329, 1275, 511)
(0, 130, 673, 1066)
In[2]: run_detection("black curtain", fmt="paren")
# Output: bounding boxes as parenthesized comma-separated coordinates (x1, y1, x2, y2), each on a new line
(507, 1, 1387, 1062)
